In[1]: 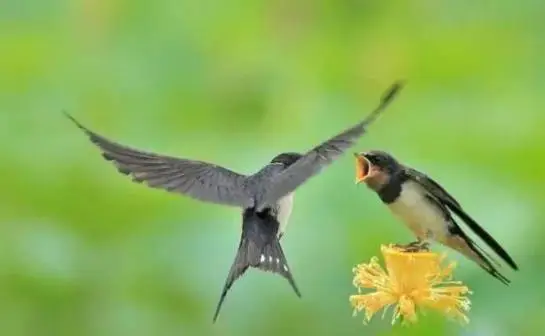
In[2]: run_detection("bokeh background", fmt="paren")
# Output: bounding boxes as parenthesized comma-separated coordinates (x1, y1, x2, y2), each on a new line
(1, 0, 544, 335)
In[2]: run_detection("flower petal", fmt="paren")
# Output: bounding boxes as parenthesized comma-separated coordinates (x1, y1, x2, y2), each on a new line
(350, 291, 398, 323)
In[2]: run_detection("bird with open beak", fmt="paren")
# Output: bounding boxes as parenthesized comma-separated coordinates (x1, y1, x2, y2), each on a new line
(66, 82, 403, 322)
(354, 150, 518, 285)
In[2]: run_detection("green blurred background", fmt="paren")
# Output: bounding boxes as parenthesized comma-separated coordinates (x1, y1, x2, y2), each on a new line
(1, 0, 544, 335)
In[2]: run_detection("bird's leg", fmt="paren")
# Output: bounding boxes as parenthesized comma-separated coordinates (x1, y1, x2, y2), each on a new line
(405, 240, 430, 252)
(393, 238, 430, 253)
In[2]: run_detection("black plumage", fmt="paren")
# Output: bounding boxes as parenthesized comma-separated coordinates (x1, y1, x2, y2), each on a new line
(356, 150, 518, 285)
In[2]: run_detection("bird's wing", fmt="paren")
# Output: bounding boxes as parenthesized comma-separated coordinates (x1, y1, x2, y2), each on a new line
(404, 167, 518, 271)
(403, 167, 461, 207)
(66, 113, 254, 208)
(256, 81, 404, 210)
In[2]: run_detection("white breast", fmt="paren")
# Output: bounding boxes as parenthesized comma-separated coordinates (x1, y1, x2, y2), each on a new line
(387, 180, 447, 240)
(276, 193, 294, 237)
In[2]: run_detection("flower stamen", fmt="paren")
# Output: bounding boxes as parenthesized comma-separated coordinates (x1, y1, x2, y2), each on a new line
(349, 244, 472, 325)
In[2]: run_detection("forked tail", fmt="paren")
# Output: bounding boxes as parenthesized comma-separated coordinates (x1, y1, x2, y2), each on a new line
(465, 237, 511, 285)
(445, 227, 511, 285)
(212, 212, 300, 322)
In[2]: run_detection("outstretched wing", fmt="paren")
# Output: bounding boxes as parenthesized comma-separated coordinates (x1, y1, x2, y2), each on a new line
(66, 113, 254, 208)
(256, 81, 404, 210)
(404, 167, 518, 271)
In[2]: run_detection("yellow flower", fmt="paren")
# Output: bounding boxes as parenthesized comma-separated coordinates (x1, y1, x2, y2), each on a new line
(349, 244, 472, 325)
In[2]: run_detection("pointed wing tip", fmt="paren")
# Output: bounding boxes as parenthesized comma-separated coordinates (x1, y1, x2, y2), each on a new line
(501, 250, 519, 271)
(491, 245, 519, 273)
(63, 111, 89, 133)
(381, 80, 405, 106)
(491, 245, 518, 272)
(62, 110, 76, 123)
(508, 259, 519, 271)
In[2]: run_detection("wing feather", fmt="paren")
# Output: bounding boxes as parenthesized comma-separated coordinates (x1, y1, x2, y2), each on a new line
(256, 81, 404, 210)
(66, 113, 253, 208)
(404, 168, 518, 270)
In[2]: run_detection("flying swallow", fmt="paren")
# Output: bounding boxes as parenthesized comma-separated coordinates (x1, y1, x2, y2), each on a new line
(354, 150, 518, 285)
(65, 81, 403, 322)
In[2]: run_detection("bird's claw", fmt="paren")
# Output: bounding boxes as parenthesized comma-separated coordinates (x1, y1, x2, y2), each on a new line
(393, 241, 430, 253)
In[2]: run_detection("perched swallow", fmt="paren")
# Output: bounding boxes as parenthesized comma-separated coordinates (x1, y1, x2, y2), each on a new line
(65, 81, 402, 322)
(354, 150, 518, 284)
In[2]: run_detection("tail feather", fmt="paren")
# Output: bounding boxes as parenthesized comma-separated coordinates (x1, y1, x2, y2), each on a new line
(256, 239, 301, 297)
(447, 200, 518, 271)
(212, 239, 250, 323)
(444, 232, 511, 286)
(465, 238, 511, 285)
(212, 211, 300, 322)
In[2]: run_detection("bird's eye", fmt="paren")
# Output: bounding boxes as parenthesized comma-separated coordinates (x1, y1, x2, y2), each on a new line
(374, 156, 387, 166)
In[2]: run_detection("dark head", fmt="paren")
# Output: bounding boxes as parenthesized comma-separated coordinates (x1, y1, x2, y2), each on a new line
(353, 150, 401, 190)
(270, 152, 302, 167)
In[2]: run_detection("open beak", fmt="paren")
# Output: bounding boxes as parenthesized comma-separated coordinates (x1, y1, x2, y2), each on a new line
(354, 152, 375, 184)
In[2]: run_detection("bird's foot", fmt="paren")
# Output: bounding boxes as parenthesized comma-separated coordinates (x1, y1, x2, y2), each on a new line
(393, 241, 430, 253)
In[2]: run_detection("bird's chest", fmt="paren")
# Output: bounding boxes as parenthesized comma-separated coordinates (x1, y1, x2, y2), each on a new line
(386, 181, 446, 239)
(272, 193, 294, 236)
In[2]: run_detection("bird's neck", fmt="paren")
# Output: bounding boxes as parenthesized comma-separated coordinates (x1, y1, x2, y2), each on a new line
(372, 170, 408, 204)
(364, 178, 384, 192)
